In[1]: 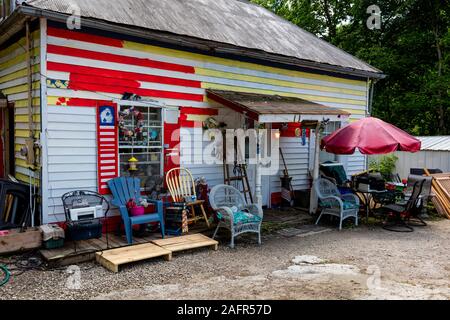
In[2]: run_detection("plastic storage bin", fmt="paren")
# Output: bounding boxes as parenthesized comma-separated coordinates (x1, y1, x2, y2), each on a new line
(66, 219, 102, 241)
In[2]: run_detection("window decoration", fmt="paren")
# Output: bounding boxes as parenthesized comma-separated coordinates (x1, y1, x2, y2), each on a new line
(96, 104, 119, 194)
(118, 103, 163, 189)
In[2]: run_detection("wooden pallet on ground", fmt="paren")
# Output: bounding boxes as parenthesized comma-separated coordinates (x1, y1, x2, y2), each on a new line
(151, 233, 218, 253)
(96, 243, 172, 273)
(39, 233, 162, 266)
(424, 169, 450, 219)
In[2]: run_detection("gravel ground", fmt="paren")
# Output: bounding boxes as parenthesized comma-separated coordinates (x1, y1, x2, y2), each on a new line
(1, 219, 449, 300)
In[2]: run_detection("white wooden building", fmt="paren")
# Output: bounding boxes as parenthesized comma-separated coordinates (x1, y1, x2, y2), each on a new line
(0, 0, 384, 225)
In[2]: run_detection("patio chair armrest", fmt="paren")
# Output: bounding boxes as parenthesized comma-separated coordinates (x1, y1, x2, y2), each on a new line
(216, 206, 234, 224)
(244, 204, 263, 218)
(341, 193, 360, 205)
(320, 195, 344, 209)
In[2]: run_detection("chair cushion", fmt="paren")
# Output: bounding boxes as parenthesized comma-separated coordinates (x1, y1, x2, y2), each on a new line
(233, 211, 261, 225)
(216, 210, 261, 225)
(320, 199, 359, 210)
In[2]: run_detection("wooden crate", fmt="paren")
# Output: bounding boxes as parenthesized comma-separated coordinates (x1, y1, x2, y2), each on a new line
(0, 228, 42, 255)
(151, 233, 218, 253)
(96, 243, 172, 273)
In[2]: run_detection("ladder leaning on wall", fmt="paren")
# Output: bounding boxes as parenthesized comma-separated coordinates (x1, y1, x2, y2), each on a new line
(222, 133, 254, 204)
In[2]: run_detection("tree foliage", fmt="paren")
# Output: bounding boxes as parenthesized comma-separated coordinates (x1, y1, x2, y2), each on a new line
(251, 0, 450, 135)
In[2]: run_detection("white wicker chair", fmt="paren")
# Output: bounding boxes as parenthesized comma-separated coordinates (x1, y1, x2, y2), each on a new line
(314, 178, 359, 230)
(209, 184, 262, 248)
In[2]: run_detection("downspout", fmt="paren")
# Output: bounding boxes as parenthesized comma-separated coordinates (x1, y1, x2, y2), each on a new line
(26, 19, 33, 138)
(365, 78, 378, 170)
(367, 78, 378, 116)
(24, 18, 36, 169)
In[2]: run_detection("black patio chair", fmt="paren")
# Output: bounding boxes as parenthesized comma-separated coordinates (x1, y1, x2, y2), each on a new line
(379, 180, 425, 232)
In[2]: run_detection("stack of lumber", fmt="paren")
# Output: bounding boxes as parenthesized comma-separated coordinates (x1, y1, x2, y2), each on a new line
(424, 169, 450, 219)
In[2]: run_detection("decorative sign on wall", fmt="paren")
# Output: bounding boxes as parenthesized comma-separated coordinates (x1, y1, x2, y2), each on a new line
(97, 104, 118, 194)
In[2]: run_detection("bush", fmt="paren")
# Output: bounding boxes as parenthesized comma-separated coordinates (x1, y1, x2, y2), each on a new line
(369, 154, 398, 180)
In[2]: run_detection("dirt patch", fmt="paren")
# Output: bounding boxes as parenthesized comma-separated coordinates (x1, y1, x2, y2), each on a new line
(1, 220, 449, 300)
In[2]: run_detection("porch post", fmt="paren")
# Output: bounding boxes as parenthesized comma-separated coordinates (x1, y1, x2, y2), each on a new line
(255, 128, 263, 214)
(309, 121, 322, 214)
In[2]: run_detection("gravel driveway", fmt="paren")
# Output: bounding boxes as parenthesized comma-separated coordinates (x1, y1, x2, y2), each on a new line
(1, 219, 449, 300)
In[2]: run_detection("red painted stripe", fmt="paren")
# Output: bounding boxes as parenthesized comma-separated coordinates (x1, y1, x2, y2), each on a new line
(48, 26, 124, 48)
(68, 81, 204, 102)
(48, 44, 195, 74)
(70, 73, 140, 89)
(180, 120, 203, 128)
(179, 107, 218, 116)
(54, 98, 112, 107)
(48, 62, 201, 88)
(99, 127, 116, 131)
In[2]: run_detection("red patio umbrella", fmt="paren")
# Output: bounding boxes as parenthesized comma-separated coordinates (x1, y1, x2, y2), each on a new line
(320, 117, 421, 155)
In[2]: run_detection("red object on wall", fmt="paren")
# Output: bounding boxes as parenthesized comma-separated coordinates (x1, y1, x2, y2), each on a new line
(272, 123, 310, 138)
(96, 103, 119, 194)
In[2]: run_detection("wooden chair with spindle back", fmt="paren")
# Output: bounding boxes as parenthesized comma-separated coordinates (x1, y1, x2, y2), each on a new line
(165, 167, 210, 228)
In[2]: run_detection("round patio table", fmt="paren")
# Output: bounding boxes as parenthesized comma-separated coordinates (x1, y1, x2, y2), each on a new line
(355, 188, 391, 220)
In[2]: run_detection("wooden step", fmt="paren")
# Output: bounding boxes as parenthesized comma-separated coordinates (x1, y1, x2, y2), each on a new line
(151, 233, 218, 253)
(96, 243, 172, 273)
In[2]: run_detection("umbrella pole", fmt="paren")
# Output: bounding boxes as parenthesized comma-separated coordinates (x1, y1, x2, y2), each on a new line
(309, 121, 322, 214)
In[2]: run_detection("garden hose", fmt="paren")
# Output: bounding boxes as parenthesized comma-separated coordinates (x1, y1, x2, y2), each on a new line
(0, 264, 10, 287)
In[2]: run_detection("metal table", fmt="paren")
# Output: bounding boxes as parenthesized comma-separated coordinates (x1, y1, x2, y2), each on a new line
(355, 188, 390, 220)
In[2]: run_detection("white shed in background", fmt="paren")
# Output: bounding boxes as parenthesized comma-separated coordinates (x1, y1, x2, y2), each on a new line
(380, 136, 450, 179)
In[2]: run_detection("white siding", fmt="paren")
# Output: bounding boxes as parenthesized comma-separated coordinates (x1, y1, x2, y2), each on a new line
(270, 136, 311, 197)
(44, 106, 97, 222)
(371, 151, 450, 179)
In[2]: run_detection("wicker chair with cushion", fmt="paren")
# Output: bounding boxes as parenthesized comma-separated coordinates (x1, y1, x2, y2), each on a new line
(314, 178, 359, 230)
(209, 184, 262, 248)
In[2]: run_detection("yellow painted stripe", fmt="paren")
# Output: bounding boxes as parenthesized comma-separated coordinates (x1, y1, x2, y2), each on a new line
(2, 81, 40, 95)
(343, 109, 365, 115)
(0, 31, 40, 57)
(187, 114, 210, 122)
(195, 67, 366, 96)
(14, 98, 40, 107)
(15, 144, 25, 152)
(15, 114, 41, 123)
(123, 41, 367, 86)
(0, 48, 40, 70)
(201, 82, 366, 106)
(15, 130, 40, 138)
(15, 172, 40, 186)
(47, 96, 61, 105)
(0, 65, 40, 83)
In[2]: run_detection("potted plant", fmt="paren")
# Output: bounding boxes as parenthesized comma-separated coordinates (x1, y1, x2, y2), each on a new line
(126, 199, 145, 216)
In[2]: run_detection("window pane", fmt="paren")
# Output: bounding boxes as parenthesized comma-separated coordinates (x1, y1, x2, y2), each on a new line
(118, 104, 163, 189)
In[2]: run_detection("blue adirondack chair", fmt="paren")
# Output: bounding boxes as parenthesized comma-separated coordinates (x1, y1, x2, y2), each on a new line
(108, 177, 165, 244)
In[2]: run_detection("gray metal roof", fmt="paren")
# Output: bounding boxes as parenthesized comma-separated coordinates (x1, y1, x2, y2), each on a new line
(417, 136, 450, 151)
(207, 89, 350, 116)
(24, 0, 381, 75)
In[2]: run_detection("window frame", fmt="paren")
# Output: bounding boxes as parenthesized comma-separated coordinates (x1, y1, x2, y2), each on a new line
(117, 101, 165, 189)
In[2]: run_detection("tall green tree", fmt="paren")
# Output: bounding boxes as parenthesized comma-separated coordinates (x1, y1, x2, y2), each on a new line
(251, 0, 450, 135)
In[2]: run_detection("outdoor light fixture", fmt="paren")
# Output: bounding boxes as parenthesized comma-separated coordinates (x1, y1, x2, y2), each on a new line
(274, 130, 281, 139)
(128, 156, 139, 171)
